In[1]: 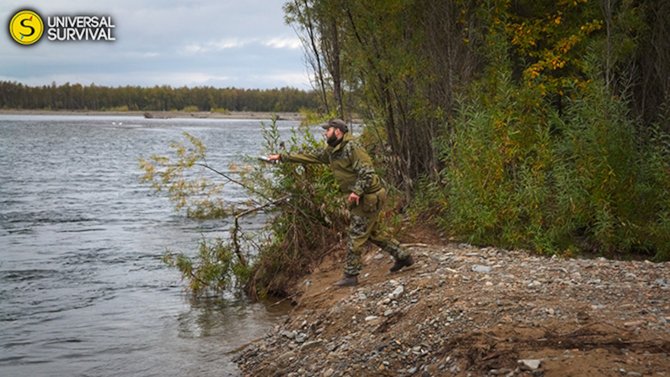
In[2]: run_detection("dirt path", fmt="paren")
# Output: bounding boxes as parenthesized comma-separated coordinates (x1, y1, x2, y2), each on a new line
(235, 243, 670, 376)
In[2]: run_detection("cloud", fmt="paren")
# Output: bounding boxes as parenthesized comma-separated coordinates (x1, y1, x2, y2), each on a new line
(0, 0, 310, 89)
(263, 37, 302, 50)
(181, 36, 301, 55)
(182, 38, 248, 55)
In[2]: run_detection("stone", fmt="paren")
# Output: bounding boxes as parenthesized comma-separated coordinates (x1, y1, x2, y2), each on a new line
(624, 320, 645, 327)
(301, 340, 324, 351)
(365, 315, 380, 322)
(281, 330, 296, 340)
(472, 264, 492, 273)
(389, 285, 405, 300)
(277, 350, 297, 363)
(518, 359, 542, 370)
(378, 298, 391, 306)
(295, 332, 307, 343)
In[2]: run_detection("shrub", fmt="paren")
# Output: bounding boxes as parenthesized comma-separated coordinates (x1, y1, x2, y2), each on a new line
(428, 72, 670, 260)
(139, 118, 347, 298)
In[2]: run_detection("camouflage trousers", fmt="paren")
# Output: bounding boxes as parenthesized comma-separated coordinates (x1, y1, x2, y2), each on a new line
(344, 188, 410, 276)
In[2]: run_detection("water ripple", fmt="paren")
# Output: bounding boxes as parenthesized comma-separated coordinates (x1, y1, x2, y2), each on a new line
(0, 116, 299, 377)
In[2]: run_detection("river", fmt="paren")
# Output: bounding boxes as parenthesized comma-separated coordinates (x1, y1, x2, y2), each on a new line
(0, 115, 297, 377)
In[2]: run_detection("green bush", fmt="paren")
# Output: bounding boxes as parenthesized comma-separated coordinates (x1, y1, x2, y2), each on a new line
(428, 71, 670, 260)
(182, 105, 199, 112)
(240, 120, 347, 297)
(139, 118, 347, 298)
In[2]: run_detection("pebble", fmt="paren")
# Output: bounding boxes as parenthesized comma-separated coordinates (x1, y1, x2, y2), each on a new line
(295, 333, 307, 343)
(281, 330, 296, 340)
(389, 285, 405, 299)
(472, 264, 492, 273)
(378, 298, 391, 306)
(518, 359, 542, 370)
(301, 340, 323, 351)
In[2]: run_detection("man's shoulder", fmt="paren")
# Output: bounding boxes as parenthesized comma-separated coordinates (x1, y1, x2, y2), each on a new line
(347, 137, 370, 156)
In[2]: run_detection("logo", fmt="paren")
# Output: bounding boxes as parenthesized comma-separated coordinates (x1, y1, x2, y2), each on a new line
(8, 8, 116, 46)
(9, 9, 44, 45)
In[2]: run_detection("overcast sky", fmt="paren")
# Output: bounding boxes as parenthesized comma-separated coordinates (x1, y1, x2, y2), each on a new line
(0, 0, 311, 89)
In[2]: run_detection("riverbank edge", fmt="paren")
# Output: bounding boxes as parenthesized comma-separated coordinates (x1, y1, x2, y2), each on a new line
(0, 109, 305, 121)
(234, 241, 670, 376)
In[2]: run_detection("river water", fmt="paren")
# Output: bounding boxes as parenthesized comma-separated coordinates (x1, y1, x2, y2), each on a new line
(0, 115, 297, 377)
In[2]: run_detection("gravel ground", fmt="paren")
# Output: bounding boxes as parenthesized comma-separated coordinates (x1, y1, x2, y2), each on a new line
(235, 243, 670, 376)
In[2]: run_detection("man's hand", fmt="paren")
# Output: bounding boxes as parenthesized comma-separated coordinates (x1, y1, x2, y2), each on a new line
(348, 192, 360, 206)
(268, 154, 281, 162)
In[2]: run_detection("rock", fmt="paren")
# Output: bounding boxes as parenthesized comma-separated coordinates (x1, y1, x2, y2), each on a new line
(301, 340, 324, 351)
(490, 368, 514, 376)
(472, 264, 492, 273)
(389, 285, 405, 300)
(518, 359, 542, 370)
(378, 298, 391, 306)
(322, 368, 335, 377)
(281, 330, 296, 340)
(365, 315, 379, 322)
(277, 350, 297, 363)
(295, 333, 308, 343)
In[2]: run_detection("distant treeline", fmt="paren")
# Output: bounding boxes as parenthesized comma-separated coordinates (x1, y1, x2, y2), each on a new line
(0, 81, 320, 112)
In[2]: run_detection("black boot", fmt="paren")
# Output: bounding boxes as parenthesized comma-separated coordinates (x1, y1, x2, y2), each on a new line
(334, 274, 358, 287)
(390, 256, 414, 273)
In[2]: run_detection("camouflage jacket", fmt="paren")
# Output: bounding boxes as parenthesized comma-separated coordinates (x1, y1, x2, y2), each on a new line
(281, 133, 382, 195)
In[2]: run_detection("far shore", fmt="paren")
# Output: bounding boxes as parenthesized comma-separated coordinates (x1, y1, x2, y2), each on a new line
(0, 109, 305, 121)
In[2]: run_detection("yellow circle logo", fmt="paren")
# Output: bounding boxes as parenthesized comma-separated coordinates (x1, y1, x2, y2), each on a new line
(9, 10, 44, 46)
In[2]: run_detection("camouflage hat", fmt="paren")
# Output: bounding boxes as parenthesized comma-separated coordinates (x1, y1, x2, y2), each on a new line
(320, 118, 349, 133)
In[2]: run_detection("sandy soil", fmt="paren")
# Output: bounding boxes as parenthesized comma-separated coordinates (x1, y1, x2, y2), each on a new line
(235, 235, 670, 376)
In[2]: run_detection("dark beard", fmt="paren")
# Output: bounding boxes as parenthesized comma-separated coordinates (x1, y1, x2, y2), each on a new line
(327, 135, 342, 147)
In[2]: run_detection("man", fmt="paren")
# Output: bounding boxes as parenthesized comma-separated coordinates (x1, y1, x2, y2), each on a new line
(268, 118, 414, 287)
